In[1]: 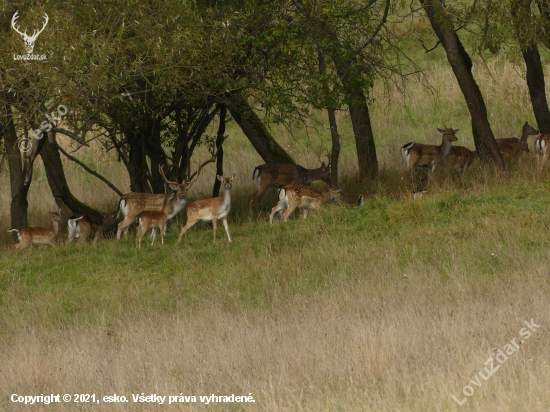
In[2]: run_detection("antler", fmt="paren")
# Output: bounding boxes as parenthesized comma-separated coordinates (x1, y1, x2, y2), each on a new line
(32, 13, 49, 39)
(11, 11, 26, 37)
(187, 160, 204, 185)
(159, 164, 179, 186)
(314, 149, 324, 165)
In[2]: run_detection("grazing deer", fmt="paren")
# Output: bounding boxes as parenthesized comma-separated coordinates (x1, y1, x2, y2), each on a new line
(68, 213, 116, 243)
(249, 150, 331, 211)
(178, 173, 237, 243)
(269, 185, 342, 223)
(446, 146, 479, 173)
(116, 163, 202, 239)
(7, 210, 61, 250)
(135, 211, 168, 248)
(400, 128, 459, 181)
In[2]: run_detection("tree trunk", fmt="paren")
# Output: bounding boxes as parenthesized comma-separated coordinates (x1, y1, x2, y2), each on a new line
(40, 133, 100, 216)
(225, 93, 295, 165)
(2, 103, 30, 230)
(523, 44, 550, 133)
(330, 54, 378, 178)
(126, 127, 146, 192)
(512, 0, 550, 133)
(422, 0, 505, 169)
(213, 104, 227, 197)
(318, 52, 341, 187)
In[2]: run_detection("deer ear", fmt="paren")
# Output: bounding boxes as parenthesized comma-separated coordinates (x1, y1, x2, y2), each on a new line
(453, 129, 460, 133)
(231, 173, 237, 181)
(169, 183, 179, 191)
(217, 175, 223, 182)
(437, 128, 444, 133)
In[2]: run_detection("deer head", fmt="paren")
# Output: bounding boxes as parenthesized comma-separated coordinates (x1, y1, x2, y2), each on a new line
(11, 11, 49, 54)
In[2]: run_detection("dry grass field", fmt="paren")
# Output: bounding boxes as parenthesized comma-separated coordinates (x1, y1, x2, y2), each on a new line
(1, 53, 549, 411)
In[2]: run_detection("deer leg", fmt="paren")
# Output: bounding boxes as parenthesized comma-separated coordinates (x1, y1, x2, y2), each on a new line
(178, 219, 198, 243)
(249, 183, 269, 211)
(212, 216, 218, 241)
(117, 218, 135, 239)
(161, 224, 166, 245)
(302, 208, 309, 219)
(150, 228, 157, 246)
(222, 217, 232, 242)
(282, 204, 298, 222)
(270, 200, 287, 224)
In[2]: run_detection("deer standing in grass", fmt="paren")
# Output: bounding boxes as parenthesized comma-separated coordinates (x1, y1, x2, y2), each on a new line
(446, 146, 479, 173)
(178, 173, 237, 243)
(116, 163, 202, 239)
(7, 210, 61, 250)
(497, 122, 539, 162)
(400, 128, 459, 181)
(67, 213, 117, 243)
(249, 150, 331, 211)
(269, 185, 341, 223)
(135, 211, 168, 248)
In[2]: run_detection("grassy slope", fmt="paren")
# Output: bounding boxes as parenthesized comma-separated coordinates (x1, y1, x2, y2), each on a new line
(1, 16, 550, 412)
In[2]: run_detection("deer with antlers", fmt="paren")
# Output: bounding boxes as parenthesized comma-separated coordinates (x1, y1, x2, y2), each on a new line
(11, 11, 49, 54)
(7, 210, 61, 250)
(249, 149, 331, 211)
(401, 128, 459, 181)
(116, 163, 203, 239)
(269, 186, 341, 223)
(178, 173, 237, 243)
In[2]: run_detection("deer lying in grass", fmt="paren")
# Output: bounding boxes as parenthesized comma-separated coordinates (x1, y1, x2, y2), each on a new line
(249, 150, 331, 211)
(178, 173, 236, 243)
(67, 213, 117, 243)
(135, 211, 168, 248)
(400, 128, 459, 181)
(497, 121, 539, 162)
(446, 146, 479, 173)
(269, 185, 341, 223)
(117, 163, 202, 239)
(7, 210, 61, 250)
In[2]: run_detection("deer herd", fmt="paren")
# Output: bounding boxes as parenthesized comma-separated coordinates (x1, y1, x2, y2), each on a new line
(6, 122, 550, 250)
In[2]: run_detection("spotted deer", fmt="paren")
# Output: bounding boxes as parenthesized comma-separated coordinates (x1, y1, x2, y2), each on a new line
(400, 128, 459, 181)
(135, 211, 168, 248)
(178, 173, 237, 243)
(116, 163, 202, 239)
(446, 146, 479, 173)
(249, 150, 331, 211)
(67, 213, 117, 243)
(7, 210, 61, 250)
(269, 185, 341, 223)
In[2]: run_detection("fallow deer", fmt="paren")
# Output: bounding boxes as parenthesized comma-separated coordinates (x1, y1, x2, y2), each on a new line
(357, 194, 370, 207)
(135, 211, 168, 248)
(249, 150, 331, 211)
(498, 121, 538, 162)
(400, 128, 459, 181)
(446, 146, 479, 173)
(178, 173, 237, 243)
(269, 185, 342, 223)
(534, 134, 550, 170)
(412, 176, 429, 201)
(116, 163, 202, 239)
(67, 213, 116, 243)
(7, 210, 61, 250)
